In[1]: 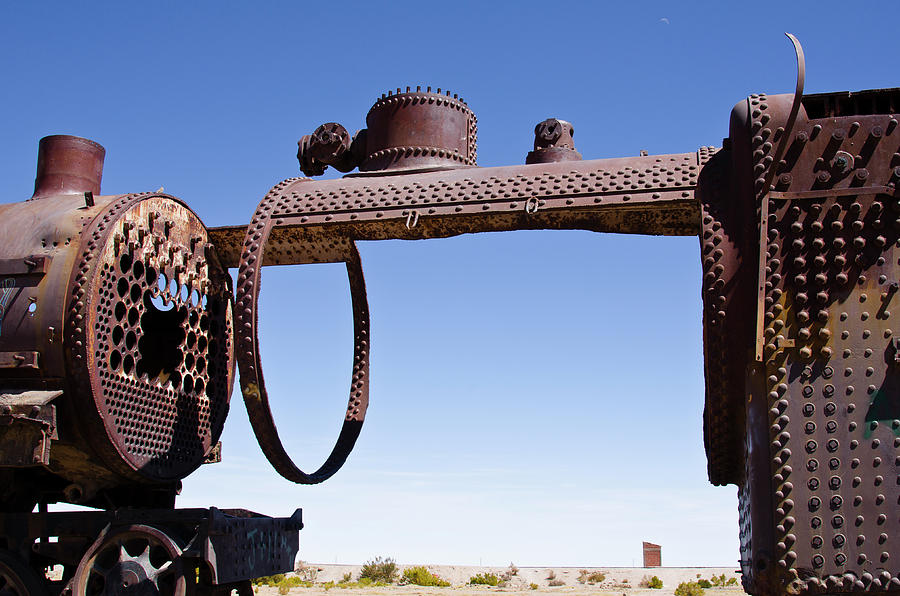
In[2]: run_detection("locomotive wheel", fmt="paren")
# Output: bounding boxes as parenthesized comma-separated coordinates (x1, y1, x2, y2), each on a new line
(72, 525, 185, 596)
(0, 549, 48, 596)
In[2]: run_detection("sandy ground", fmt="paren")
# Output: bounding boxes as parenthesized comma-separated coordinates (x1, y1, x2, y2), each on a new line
(253, 565, 743, 596)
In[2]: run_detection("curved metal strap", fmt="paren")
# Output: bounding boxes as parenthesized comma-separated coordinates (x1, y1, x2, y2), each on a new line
(760, 32, 806, 196)
(235, 199, 370, 484)
(754, 33, 806, 361)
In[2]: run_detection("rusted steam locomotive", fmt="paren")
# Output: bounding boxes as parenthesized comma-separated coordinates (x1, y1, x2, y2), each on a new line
(0, 136, 299, 595)
(1, 36, 899, 596)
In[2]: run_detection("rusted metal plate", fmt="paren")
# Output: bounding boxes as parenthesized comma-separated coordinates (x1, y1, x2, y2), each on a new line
(30, 135, 104, 200)
(0, 256, 50, 277)
(0, 389, 62, 406)
(202, 508, 302, 584)
(707, 85, 900, 595)
(697, 146, 749, 488)
(210, 151, 707, 268)
(297, 88, 477, 177)
(0, 352, 39, 370)
(0, 137, 237, 509)
(0, 391, 57, 467)
(64, 193, 235, 484)
(230, 147, 711, 484)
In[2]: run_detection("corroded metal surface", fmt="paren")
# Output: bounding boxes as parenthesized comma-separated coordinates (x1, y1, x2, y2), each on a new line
(65, 193, 235, 485)
(235, 48, 900, 594)
(237, 225, 370, 484)
(526, 118, 583, 164)
(297, 87, 477, 177)
(702, 79, 900, 595)
(0, 184, 235, 503)
(2, 35, 900, 596)
(0, 507, 300, 595)
(73, 523, 188, 595)
(30, 135, 105, 200)
(0, 136, 299, 594)
(230, 149, 710, 483)
(210, 152, 706, 268)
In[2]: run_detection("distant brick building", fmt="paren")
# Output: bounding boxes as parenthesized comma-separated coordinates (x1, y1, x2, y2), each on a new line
(643, 541, 661, 567)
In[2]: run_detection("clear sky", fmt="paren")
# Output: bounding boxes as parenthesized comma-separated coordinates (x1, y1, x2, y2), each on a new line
(2, 0, 898, 568)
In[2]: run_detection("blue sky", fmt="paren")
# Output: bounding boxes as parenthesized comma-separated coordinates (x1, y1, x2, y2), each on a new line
(2, 1, 898, 567)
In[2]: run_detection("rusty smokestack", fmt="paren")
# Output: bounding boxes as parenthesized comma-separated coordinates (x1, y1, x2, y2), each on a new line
(31, 134, 105, 200)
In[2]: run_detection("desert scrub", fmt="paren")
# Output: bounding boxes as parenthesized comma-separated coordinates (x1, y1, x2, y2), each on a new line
(252, 574, 285, 586)
(359, 556, 398, 583)
(469, 572, 501, 586)
(252, 575, 309, 587)
(252, 574, 313, 593)
(578, 570, 606, 584)
(548, 578, 565, 587)
(709, 574, 737, 587)
(530, 583, 539, 590)
(402, 566, 450, 587)
(500, 563, 519, 583)
(639, 575, 663, 589)
(339, 572, 352, 583)
(355, 578, 390, 587)
(697, 579, 712, 589)
(294, 561, 318, 582)
(675, 581, 705, 596)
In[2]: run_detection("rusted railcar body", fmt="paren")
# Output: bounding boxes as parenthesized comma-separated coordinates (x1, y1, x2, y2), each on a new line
(0, 38, 898, 596)
(702, 87, 900, 595)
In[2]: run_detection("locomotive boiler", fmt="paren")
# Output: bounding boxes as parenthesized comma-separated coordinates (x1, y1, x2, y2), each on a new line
(0, 136, 299, 595)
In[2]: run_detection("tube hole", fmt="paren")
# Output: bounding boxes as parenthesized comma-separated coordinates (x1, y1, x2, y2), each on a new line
(150, 292, 174, 312)
(137, 293, 185, 385)
(125, 331, 137, 350)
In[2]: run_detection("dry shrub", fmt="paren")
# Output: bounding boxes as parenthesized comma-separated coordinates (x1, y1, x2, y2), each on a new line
(469, 573, 501, 586)
(578, 570, 606, 584)
(359, 556, 398, 584)
(402, 566, 450, 587)
(675, 581, 705, 596)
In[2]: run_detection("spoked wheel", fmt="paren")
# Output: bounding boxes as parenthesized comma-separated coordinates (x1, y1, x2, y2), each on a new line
(72, 525, 186, 596)
(0, 549, 48, 596)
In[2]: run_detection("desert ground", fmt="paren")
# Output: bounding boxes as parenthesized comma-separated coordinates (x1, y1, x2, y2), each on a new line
(252, 565, 743, 596)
